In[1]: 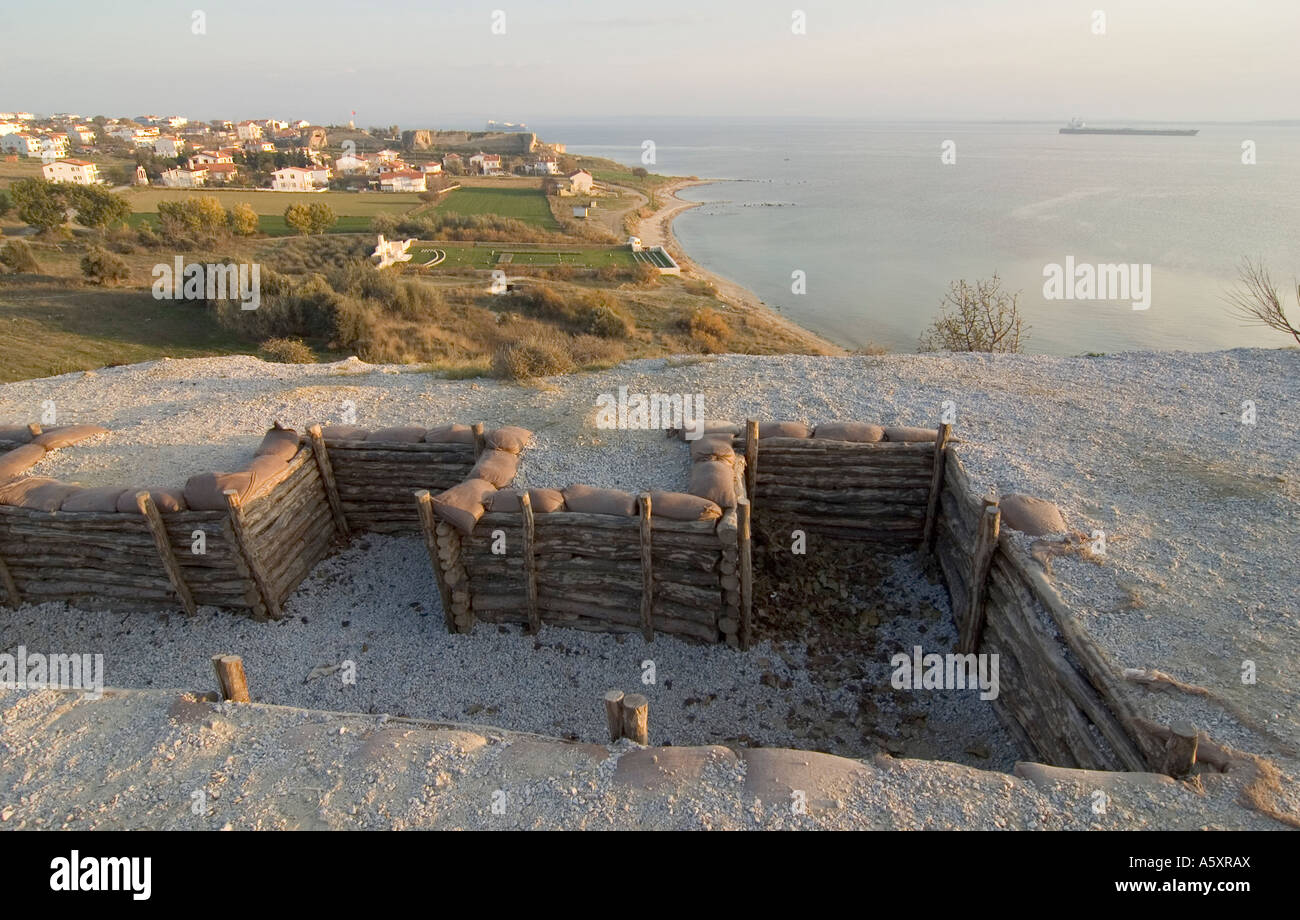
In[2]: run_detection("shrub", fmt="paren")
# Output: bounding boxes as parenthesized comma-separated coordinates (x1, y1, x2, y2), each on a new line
(284, 203, 313, 235)
(307, 202, 337, 233)
(919, 274, 1027, 353)
(491, 333, 576, 380)
(0, 239, 41, 274)
(259, 337, 316, 364)
(10, 179, 66, 232)
(370, 214, 398, 236)
(0, 190, 10, 218)
(584, 302, 633, 339)
(687, 306, 730, 351)
(80, 247, 129, 285)
(227, 202, 259, 236)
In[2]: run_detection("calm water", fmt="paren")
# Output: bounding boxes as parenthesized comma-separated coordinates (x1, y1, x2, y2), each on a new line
(536, 118, 1300, 354)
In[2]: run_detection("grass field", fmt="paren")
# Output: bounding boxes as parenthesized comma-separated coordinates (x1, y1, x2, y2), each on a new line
(127, 212, 377, 236)
(122, 188, 422, 236)
(429, 187, 560, 230)
(410, 244, 636, 269)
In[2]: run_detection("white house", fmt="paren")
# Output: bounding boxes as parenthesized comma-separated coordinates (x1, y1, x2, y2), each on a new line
(530, 157, 559, 175)
(236, 121, 263, 141)
(270, 165, 319, 191)
(42, 159, 101, 185)
(469, 152, 502, 174)
(189, 149, 234, 166)
(334, 153, 371, 174)
(378, 170, 426, 193)
(0, 121, 22, 137)
(442, 153, 463, 170)
(202, 163, 239, 184)
(164, 115, 189, 128)
(158, 166, 208, 188)
(70, 125, 96, 145)
(566, 169, 593, 194)
(418, 162, 442, 175)
(153, 136, 186, 158)
(308, 165, 331, 186)
(1, 133, 42, 156)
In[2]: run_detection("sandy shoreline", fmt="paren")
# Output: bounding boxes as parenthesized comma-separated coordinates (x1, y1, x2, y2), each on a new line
(633, 178, 845, 356)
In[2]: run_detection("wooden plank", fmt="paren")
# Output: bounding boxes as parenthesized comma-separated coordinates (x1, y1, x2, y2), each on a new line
(415, 490, 456, 632)
(308, 425, 350, 539)
(222, 489, 281, 620)
(135, 491, 198, 617)
(958, 500, 1000, 653)
(604, 690, 625, 741)
(920, 423, 952, 553)
(211, 654, 250, 702)
(0, 548, 23, 607)
(638, 492, 654, 642)
(471, 422, 486, 460)
(744, 419, 758, 504)
(520, 490, 540, 633)
(738, 498, 753, 650)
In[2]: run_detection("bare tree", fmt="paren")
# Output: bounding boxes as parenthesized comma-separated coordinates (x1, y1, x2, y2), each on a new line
(919, 273, 1028, 353)
(1224, 257, 1300, 345)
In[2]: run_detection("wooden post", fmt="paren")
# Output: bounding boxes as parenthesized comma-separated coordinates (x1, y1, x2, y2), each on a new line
(621, 693, 649, 745)
(136, 490, 197, 617)
(1161, 721, 1199, 777)
(222, 489, 282, 620)
(638, 492, 654, 642)
(26, 423, 41, 438)
(604, 689, 625, 742)
(471, 422, 486, 460)
(737, 498, 753, 650)
(520, 491, 540, 633)
(307, 424, 350, 539)
(0, 551, 20, 607)
(920, 423, 952, 553)
(211, 654, 250, 702)
(744, 419, 758, 503)
(958, 501, 1001, 653)
(414, 490, 456, 631)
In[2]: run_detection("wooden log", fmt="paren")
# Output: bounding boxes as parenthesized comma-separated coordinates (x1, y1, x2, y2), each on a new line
(1161, 721, 1199, 777)
(211, 654, 250, 702)
(415, 490, 456, 632)
(604, 690, 625, 742)
(621, 693, 649, 744)
(958, 501, 1000, 653)
(920, 423, 952, 553)
(638, 493, 654, 642)
(471, 422, 486, 459)
(0, 549, 22, 607)
(26, 423, 42, 437)
(519, 491, 541, 633)
(222, 490, 282, 621)
(738, 498, 753, 650)
(744, 419, 758, 505)
(135, 491, 198, 617)
(308, 425, 350, 539)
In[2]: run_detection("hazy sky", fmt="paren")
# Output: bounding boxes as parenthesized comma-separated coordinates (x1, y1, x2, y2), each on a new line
(5, 0, 1298, 125)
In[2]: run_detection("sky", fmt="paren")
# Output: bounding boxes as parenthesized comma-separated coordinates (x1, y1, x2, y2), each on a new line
(4, 0, 1298, 125)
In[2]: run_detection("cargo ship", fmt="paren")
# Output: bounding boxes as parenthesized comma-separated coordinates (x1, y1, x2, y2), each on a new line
(1059, 118, 1198, 136)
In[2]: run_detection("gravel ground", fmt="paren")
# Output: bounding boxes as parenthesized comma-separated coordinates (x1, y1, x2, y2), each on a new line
(1, 349, 1297, 826)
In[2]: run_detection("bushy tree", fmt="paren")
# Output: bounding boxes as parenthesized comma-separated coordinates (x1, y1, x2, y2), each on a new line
(919, 274, 1028, 353)
(67, 185, 131, 230)
(284, 203, 313, 235)
(1224, 257, 1300, 345)
(307, 202, 336, 234)
(0, 239, 41, 273)
(80, 247, 130, 285)
(227, 202, 259, 236)
(10, 179, 67, 232)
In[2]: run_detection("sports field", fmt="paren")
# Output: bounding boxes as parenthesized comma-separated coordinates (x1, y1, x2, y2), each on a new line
(428, 187, 559, 230)
(410, 244, 636, 269)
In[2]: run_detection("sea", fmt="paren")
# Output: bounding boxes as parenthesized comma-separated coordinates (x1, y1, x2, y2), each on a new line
(533, 117, 1300, 354)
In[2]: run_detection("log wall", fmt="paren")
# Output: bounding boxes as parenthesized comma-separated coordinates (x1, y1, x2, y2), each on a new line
(321, 437, 477, 534)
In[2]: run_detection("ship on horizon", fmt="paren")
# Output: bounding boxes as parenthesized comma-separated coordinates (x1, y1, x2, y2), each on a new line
(1059, 117, 1198, 136)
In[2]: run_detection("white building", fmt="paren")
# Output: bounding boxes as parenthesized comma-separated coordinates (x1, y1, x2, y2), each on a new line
(270, 166, 318, 191)
(378, 170, 426, 192)
(158, 166, 208, 188)
(566, 169, 593, 194)
(189, 149, 234, 166)
(418, 162, 442, 175)
(469, 152, 502, 174)
(70, 125, 96, 145)
(334, 153, 371, 174)
(153, 136, 186, 158)
(236, 121, 263, 141)
(530, 157, 559, 175)
(1, 133, 42, 156)
(0, 121, 24, 137)
(42, 159, 101, 185)
(308, 165, 331, 186)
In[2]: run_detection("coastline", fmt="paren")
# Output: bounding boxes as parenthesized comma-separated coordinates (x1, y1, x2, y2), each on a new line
(633, 178, 845, 356)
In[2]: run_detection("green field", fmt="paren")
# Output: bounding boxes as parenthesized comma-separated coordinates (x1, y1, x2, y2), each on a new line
(123, 188, 422, 235)
(429, 187, 559, 229)
(128, 212, 376, 236)
(410, 244, 636, 270)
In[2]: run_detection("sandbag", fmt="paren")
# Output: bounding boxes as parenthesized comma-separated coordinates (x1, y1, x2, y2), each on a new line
(184, 471, 254, 510)
(0, 477, 79, 511)
(432, 478, 496, 535)
(759, 421, 812, 440)
(255, 426, 300, 462)
(676, 420, 740, 441)
(562, 484, 637, 517)
(368, 426, 426, 443)
(690, 436, 735, 462)
(32, 425, 109, 450)
(487, 488, 566, 514)
(321, 425, 369, 441)
(883, 426, 938, 442)
(470, 449, 520, 488)
(0, 444, 48, 482)
(116, 487, 187, 514)
(688, 460, 736, 508)
(424, 424, 476, 445)
(1000, 493, 1067, 536)
(814, 422, 885, 443)
(649, 490, 722, 521)
(61, 486, 129, 513)
(484, 426, 532, 453)
(245, 455, 295, 500)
